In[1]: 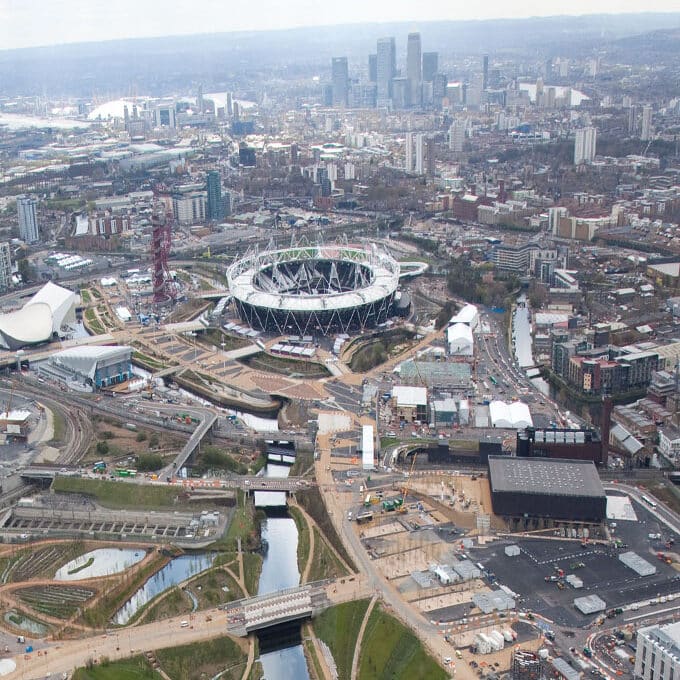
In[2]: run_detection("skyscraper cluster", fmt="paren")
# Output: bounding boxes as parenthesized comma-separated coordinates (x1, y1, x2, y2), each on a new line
(329, 32, 440, 110)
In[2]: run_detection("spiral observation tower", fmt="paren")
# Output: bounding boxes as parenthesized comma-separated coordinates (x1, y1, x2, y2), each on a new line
(227, 242, 401, 336)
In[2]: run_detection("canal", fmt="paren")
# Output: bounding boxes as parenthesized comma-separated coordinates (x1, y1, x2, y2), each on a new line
(256, 462, 310, 680)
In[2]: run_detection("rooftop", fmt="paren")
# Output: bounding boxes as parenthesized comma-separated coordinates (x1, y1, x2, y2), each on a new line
(488, 456, 605, 497)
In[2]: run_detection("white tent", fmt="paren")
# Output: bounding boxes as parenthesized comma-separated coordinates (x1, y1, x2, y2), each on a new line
(489, 400, 533, 429)
(447, 323, 474, 356)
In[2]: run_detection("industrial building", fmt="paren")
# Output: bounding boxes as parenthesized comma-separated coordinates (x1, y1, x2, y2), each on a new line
(516, 426, 607, 465)
(43, 345, 133, 390)
(391, 385, 428, 423)
(0, 281, 78, 350)
(635, 622, 680, 680)
(488, 456, 607, 522)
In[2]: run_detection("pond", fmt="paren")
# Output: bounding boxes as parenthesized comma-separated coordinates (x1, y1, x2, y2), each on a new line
(113, 553, 214, 625)
(4, 610, 49, 637)
(54, 548, 146, 581)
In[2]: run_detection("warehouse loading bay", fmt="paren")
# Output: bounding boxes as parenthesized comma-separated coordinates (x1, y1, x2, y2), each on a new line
(342, 471, 680, 633)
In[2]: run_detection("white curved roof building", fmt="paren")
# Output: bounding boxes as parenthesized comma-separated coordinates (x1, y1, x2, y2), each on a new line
(489, 400, 533, 429)
(0, 282, 78, 350)
(449, 303, 479, 330)
(447, 322, 474, 356)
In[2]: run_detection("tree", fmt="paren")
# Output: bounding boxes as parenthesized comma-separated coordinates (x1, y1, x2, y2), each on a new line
(95, 441, 109, 456)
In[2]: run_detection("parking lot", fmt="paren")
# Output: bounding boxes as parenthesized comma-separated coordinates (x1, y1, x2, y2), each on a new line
(468, 523, 680, 628)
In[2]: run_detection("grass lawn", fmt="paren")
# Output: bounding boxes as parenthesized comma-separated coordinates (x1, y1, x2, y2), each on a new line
(155, 637, 248, 680)
(72, 656, 161, 679)
(308, 527, 349, 582)
(242, 552, 262, 597)
(313, 599, 370, 680)
(289, 506, 310, 579)
(52, 477, 180, 509)
(358, 604, 447, 680)
(141, 586, 192, 623)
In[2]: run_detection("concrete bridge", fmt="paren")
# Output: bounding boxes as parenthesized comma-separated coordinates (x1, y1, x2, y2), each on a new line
(19, 466, 312, 494)
(169, 413, 218, 473)
(224, 582, 330, 636)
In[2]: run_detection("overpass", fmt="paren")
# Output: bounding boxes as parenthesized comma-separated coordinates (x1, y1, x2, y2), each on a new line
(170, 413, 218, 473)
(225, 582, 330, 636)
(19, 466, 312, 493)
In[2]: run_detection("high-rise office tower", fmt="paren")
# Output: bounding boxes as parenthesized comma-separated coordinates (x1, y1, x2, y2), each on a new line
(206, 171, 223, 221)
(405, 132, 414, 171)
(422, 52, 438, 82)
(628, 105, 638, 136)
(641, 105, 653, 141)
(17, 196, 39, 243)
(415, 133, 425, 175)
(368, 54, 377, 83)
(425, 137, 436, 177)
(449, 120, 466, 154)
(226, 92, 233, 117)
(482, 54, 489, 90)
(197, 84, 204, 113)
(376, 37, 396, 107)
(407, 32, 422, 107)
(0, 242, 12, 292)
(331, 57, 349, 107)
(574, 127, 597, 164)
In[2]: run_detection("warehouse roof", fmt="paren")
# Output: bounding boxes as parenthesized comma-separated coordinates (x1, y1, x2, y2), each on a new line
(392, 385, 428, 407)
(488, 456, 605, 497)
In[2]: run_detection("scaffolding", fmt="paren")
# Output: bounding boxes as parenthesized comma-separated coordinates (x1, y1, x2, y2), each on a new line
(512, 649, 544, 680)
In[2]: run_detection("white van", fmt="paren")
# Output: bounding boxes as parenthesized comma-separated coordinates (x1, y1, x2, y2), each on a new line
(180, 620, 189, 628)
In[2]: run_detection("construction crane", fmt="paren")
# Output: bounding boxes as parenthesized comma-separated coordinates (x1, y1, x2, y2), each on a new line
(399, 451, 419, 512)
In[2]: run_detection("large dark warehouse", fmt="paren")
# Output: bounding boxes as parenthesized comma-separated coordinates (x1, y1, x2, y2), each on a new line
(488, 456, 607, 522)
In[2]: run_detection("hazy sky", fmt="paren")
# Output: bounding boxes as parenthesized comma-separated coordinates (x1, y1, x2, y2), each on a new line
(1, 0, 679, 50)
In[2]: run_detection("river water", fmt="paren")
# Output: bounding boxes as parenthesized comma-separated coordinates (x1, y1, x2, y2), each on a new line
(113, 553, 214, 624)
(257, 463, 310, 680)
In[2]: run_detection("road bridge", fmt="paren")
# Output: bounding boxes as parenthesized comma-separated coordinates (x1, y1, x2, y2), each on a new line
(225, 582, 330, 636)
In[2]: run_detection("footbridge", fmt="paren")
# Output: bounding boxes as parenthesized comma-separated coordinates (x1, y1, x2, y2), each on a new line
(225, 582, 330, 636)
(170, 412, 218, 472)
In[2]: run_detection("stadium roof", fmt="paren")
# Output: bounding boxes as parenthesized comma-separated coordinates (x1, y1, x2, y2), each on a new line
(227, 244, 399, 313)
(488, 456, 605, 498)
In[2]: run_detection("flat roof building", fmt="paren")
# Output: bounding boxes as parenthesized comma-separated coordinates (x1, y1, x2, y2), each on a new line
(488, 456, 606, 522)
(636, 622, 680, 680)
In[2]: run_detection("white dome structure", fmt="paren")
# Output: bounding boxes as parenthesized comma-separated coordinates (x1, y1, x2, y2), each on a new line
(0, 282, 78, 350)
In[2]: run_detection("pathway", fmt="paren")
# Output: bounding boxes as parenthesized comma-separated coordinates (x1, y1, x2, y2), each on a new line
(240, 635, 255, 680)
(350, 595, 377, 680)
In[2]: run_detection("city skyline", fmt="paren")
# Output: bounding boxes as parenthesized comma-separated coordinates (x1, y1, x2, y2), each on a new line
(1, 2, 680, 51)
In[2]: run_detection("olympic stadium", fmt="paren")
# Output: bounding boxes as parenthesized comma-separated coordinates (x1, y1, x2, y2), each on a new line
(227, 244, 402, 336)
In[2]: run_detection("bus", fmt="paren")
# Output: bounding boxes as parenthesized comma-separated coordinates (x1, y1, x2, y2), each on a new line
(115, 468, 138, 478)
(489, 376, 498, 386)
(641, 495, 657, 509)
